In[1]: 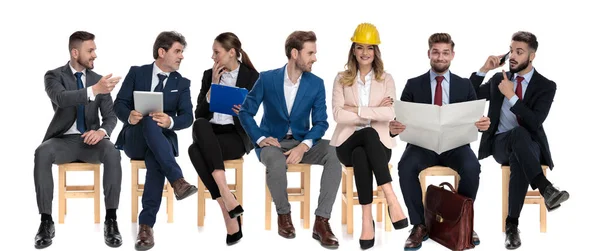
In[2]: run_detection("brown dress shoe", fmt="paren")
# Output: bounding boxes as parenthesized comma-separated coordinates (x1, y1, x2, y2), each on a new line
(473, 230, 480, 245)
(135, 224, 154, 251)
(171, 178, 198, 200)
(277, 213, 296, 239)
(405, 224, 428, 250)
(312, 216, 339, 249)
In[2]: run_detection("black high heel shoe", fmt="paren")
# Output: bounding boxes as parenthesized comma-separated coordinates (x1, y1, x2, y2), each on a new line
(226, 216, 242, 245)
(227, 193, 244, 219)
(359, 220, 375, 250)
(388, 207, 409, 230)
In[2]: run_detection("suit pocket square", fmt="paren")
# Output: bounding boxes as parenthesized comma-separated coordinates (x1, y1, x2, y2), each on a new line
(170, 90, 178, 92)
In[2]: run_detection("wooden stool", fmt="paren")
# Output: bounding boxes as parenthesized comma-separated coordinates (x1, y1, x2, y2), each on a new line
(197, 158, 244, 226)
(502, 165, 549, 232)
(131, 160, 174, 223)
(341, 164, 393, 234)
(265, 163, 311, 230)
(418, 166, 460, 202)
(57, 162, 101, 224)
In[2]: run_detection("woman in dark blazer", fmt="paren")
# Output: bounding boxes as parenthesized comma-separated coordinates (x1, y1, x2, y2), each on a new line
(189, 32, 258, 245)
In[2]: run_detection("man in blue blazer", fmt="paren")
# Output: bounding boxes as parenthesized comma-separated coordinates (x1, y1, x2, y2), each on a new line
(239, 31, 341, 249)
(388, 33, 490, 251)
(114, 31, 197, 251)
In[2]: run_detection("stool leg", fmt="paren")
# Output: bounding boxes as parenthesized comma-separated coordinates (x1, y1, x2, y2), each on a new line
(502, 168, 510, 232)
(341, 170, 347, 225)
(303, 168, 311, 229)
(166, 182, 174, 223)
(58, 166, 66, 224)
(300, 173, 305, 220)
(540, 168, 547, 233)
(346, 169, 354, 234)
(265, 182, 272, 230)
(236, 164, 244, 225)
(131, 164, 138, 223)
(376, 188, 383, 222)
(94, 165, 100, 224)
(197, 176, 205, 227)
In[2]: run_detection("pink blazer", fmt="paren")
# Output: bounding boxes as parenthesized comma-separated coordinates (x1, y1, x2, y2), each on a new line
(329, 71, 397, 149)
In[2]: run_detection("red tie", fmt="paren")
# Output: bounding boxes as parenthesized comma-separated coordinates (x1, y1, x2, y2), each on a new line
(434, 76, 443, 106)
(515, 76, 524, 125)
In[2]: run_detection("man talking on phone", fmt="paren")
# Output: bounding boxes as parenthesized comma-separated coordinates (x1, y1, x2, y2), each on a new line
(470, 31, 569, 250)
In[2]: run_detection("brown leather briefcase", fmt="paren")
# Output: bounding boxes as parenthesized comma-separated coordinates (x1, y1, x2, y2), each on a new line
(424, 182, 475, 250)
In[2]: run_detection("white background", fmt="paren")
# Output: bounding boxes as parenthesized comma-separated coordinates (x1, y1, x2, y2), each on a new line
(1, 0, 597, 250)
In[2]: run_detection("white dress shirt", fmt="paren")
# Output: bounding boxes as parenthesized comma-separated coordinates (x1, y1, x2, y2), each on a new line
(256, 65, 313, 149)
(64, 62, 105, 135)
(208, 65, 239, 125)
(356, 70, 373, 130)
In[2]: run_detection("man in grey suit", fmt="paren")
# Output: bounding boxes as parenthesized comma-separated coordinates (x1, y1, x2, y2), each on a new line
(34, 31, 123, 249)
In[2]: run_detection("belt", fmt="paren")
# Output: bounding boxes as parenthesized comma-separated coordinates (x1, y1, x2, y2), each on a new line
(284, 134, 294, 140)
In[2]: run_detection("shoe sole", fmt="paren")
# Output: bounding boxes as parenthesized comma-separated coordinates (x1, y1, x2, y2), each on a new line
(404, 235, 429, 251)
(312, 233, 339, 249)
(134, 243, 154, 251)
(175, 187, 198, 200)
(279, 232, 296, 239)
(105, 240, 123, 248)
(546, 191, 569, 211)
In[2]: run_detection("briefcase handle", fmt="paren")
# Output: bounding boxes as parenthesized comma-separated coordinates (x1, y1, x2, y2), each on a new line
(438, 182, 457, 193)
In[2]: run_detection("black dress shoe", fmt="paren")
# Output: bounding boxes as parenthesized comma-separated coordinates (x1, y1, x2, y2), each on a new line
(505, 222, 521, 250)
(104, 219, 123, 247)
(388, 207, 409, 230)
(34, 220, 55, 249)
(228, 193, 244, 219)
(226, 216, 243, 245)
(542, 184, 569, 211)
(359, 220, 375, 250)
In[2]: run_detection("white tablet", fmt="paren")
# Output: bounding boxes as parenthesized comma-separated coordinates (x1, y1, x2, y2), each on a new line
(133, 91, 163, 116)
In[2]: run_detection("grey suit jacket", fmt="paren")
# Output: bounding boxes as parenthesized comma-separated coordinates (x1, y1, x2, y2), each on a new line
(42, 62, 117, 142)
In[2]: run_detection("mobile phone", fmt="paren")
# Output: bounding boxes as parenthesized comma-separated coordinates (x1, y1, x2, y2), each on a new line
(499, 52, 510, 65)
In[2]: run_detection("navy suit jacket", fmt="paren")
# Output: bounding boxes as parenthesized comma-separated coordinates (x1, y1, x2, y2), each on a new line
(394, 71, 477, 149)
(238, 64, 328, 160)
(114, 63, 193, 156)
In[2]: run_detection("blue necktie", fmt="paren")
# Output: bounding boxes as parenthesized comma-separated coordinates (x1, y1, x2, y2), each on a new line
(74, 72, 86, 133)
(155, 73, 167, 92)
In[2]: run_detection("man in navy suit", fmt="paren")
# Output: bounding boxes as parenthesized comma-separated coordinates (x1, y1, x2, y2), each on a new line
(114, 31, 198, 251)
(470, 31, 569, 250)
(239, 31, 341, 249)
(388, 33, 490, 251)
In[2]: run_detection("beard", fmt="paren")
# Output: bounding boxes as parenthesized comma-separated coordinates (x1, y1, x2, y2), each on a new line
(509, 56, 530, 73)
(78, 57, 94, 70)
(295, 59, 312, 72)
(431, 61, 450, 74)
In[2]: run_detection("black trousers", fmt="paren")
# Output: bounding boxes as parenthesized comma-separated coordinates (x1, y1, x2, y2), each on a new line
(492, 126, 543, 219)
(336, 128, 392, 205)
(398, 143, 480, 226)
(188, 118, 245, 199)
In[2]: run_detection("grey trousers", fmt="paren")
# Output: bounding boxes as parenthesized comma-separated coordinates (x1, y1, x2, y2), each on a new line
(260, 139, 341, 218)
(34, 134, 122, 215)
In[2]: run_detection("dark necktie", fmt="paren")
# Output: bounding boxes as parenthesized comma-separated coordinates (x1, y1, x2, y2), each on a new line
(434, 76, 444, 106)
(155, 73, 167, 92)
(515, 76, 524, 125)
(74, 72, 86, 133)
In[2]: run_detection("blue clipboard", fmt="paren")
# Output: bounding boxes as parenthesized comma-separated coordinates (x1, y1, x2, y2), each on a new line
(209, 84, 248, 116)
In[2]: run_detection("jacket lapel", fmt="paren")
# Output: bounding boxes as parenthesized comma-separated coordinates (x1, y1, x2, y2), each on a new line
(523, 70, 540, 102)
(144, 63, 154, 91)
(290, 71, 309, 116)
(274, 65, 289, 117)
(235, 63, 248, 89)
(351, 78, 360, 106)
(449, 72, 459, 103)
(62, 63, 77, 91)
(421, 72, 432, 104)
(367, 76, 379, 106)
(163, 72, 178, 93)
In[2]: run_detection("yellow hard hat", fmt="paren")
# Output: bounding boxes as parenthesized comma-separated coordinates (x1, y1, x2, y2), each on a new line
(350, 23, 381, 45)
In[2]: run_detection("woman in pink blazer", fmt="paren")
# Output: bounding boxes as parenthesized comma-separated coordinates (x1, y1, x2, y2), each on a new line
(330, 23, 408, 249)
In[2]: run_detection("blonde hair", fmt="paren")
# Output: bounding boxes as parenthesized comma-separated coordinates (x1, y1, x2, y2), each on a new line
(339, 43, 384, 86)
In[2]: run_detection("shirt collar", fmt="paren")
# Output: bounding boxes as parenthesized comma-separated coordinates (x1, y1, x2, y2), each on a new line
(69, 61, 86, 77)
(153, 62, 171, 78)
(513, 67, 535, 83)
(284, 64, 302, 86)
(357, 69, 373, 85)
(429, 69, 450, 83)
